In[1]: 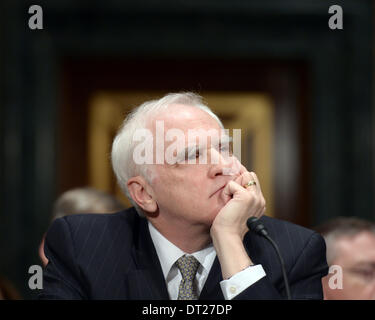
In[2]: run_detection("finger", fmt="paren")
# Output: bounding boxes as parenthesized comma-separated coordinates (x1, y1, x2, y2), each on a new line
(222, 180, 246, 198)
(223, 156, 242, 176)
(252, 196, 266, 218)
(228, 160, 247, 177)
(258, 197, 266, 217)
(242, 174, 257, 193)
(243, 175, 258, 194)
(232, 164, 253, 188)
(233, 171, 252, 189)
(253, 186, 266, 215)
(239, 163, 248, 175)
(249, 172, 263, 195)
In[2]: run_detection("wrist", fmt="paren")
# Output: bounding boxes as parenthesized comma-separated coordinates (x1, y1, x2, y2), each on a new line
(211, 232, 253, 280)
(210, 223, 247, 242)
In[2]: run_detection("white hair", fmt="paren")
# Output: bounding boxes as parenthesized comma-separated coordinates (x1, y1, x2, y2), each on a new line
(111, 92, 224, 215)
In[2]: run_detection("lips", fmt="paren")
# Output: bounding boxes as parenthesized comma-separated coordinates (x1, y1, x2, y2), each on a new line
(210, 184, 226, 198)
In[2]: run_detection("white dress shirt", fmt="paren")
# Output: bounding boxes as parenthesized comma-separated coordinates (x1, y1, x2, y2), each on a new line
(148, 221, 266, 300)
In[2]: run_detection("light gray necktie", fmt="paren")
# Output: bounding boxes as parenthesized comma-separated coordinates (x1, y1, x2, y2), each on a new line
(176, 255, 200, 300)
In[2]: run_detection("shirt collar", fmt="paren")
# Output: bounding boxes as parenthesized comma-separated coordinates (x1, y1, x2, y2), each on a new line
(148, 221, 216, 280)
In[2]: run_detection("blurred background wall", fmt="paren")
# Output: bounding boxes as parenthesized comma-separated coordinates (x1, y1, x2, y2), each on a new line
(0, 0, 373, 298)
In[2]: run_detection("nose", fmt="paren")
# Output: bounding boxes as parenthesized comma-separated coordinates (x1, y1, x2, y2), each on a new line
(207, 148, 240, 178)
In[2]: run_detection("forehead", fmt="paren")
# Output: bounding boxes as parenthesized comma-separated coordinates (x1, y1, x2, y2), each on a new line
(150, 104, 221, 131)
(335, 232, 375, 264)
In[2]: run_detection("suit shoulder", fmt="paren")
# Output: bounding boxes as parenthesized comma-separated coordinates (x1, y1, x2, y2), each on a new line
(61, 207, 136, 226)
(260, 215, 321, 244)
(45, 207, 143, 263)
(50, 207, 139, 242)
(255, 216, 327, 270)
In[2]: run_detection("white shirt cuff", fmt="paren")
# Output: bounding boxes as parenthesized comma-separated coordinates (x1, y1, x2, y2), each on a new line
(220, 264, 266, 300)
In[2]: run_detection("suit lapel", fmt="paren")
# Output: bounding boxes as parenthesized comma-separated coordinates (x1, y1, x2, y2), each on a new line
(199, 256, 224, 300)
(199, 231, 259, 300)
(126, 216, 169, 299)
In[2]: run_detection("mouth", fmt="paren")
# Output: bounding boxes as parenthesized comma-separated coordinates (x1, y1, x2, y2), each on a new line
(210, 184, 226, 198)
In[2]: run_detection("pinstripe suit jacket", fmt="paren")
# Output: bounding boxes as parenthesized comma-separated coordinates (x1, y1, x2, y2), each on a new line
(39, 207, 328, 299)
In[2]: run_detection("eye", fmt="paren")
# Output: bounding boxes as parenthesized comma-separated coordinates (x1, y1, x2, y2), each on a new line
(357, 269, 375, 279)
(185, 148, 198, 161)
(187, 149, 200, 160)
(349, 267, 375, 281)
(219, 143, 233, 155)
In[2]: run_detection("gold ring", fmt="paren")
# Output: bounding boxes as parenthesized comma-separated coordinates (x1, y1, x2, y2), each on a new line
(244, 180, 256, 188)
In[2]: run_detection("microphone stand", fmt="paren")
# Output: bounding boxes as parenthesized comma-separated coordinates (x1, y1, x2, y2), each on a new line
(247, 217, 292, 300)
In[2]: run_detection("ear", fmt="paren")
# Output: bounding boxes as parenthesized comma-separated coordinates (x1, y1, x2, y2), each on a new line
(127, 176, 158, 214)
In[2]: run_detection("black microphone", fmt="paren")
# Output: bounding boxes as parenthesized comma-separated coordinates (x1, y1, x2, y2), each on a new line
(247, 217, 292, 300)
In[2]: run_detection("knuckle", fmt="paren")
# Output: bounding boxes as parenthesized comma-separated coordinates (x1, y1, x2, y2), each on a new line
(256, 198, 263, 208)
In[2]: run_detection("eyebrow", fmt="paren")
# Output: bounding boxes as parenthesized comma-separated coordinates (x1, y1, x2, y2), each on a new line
(219, 135, 233, 146)
(349, 261, 375, 269)
(176, 136, 233, 161)
(175, 144, 199, 162)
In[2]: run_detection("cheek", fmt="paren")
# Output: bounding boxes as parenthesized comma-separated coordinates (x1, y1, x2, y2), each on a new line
(342, 275, 366, 295)
(151, 177, 172, 202)
(152, 168, 176, 188)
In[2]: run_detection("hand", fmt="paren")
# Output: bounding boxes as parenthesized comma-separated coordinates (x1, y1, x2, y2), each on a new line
(211, 165, 266, 240)
(210, 165, 266, 279)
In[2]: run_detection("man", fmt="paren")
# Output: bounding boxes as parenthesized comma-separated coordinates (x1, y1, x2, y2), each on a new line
(316, 217, 375, 300)
(40, 92, 327, 299)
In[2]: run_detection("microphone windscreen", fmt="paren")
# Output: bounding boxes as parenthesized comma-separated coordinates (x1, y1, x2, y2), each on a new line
(247, 217, 259, 231)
